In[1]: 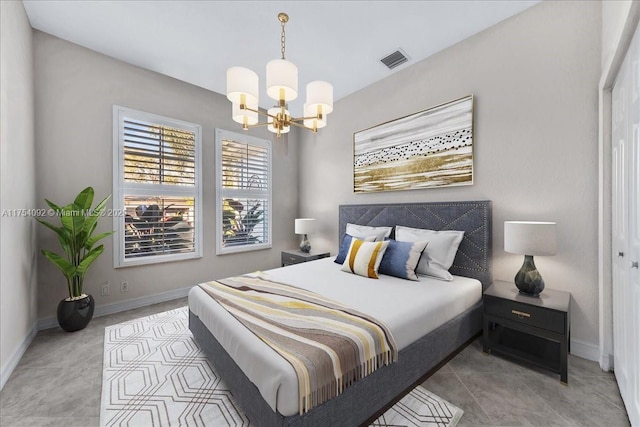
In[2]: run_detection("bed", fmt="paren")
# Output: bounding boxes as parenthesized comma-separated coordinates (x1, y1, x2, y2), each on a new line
(189, 201, 492, 426)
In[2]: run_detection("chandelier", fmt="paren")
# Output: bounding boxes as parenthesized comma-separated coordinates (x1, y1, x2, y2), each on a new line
(226, 12, 333, 137)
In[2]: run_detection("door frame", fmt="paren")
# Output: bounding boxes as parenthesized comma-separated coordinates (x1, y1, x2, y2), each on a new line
(598, 3, 640, 371)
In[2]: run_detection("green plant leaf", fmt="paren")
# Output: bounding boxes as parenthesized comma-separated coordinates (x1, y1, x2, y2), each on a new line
(44, 199, 62, 212)
(92, 194, 111, 215)
(56, 229, 72, 257)
(82, 213, 99, 236)
(41, 249, 76, 279)
(35, 218, 62, 235)
(73, 187, 94, 211)
(76, 221, 96, 250)
(85, 231, 114, 250)
(60, 203, 84, 235)
(61, 203, 87, 255)
(36, 218, 74, 258)
(76, 245, 104, 277)
(82, 194, 111, 234)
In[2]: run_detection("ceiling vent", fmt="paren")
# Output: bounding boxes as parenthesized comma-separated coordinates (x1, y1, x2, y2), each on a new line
(380, 49, 409, 70)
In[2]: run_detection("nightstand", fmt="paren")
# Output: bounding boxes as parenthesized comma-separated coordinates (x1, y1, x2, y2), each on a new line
(483, 280, 571, 384)
(281, 250, 330, 267)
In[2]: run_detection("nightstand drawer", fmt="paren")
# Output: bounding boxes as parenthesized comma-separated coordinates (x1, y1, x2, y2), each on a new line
(485, 296, 566, 334)
(282, 252, 305, 265)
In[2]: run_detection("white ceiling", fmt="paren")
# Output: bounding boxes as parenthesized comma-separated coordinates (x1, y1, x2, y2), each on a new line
(23, 0, 538, 114)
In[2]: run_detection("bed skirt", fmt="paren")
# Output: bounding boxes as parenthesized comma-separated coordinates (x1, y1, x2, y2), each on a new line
(189, 299, 482, 427)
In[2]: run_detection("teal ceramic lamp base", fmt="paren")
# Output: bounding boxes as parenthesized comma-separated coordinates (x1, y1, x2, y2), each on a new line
(514, 255, 545, 297)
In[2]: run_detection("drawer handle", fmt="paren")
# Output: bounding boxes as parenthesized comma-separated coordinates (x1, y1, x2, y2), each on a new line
(511, 309, 531, 319)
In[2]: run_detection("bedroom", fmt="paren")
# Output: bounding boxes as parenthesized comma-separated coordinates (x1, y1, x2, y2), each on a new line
(0, 0, 638, 426)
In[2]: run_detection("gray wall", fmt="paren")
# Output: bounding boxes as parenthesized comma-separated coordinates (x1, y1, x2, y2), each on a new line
(298, 1, 602, 355)
(0, 1, 38, 385)
(33, 32, 299, 320)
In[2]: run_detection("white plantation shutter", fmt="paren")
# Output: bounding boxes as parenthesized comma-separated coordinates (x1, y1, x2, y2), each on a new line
(113, 106, 202, 267)
(215, 129, 272, 254)
(123, 120, 196, 185)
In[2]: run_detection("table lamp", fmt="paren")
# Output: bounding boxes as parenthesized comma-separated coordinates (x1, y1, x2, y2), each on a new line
(504, 221, 557, 297)
(295, 218, 316, 253)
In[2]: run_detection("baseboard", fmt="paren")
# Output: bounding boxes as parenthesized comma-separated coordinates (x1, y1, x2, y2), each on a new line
(570, 338, 600, 362)
(599, 353, 613, 371)
(37, 286, 193, 331)
(0, 323, 38, 391)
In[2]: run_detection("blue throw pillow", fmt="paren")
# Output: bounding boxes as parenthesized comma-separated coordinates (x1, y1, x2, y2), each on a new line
(335, 234, 375, 264)
(379, 239, 429, 281)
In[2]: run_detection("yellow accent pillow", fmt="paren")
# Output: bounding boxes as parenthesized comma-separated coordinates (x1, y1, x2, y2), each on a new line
(341, 239, 389, 279)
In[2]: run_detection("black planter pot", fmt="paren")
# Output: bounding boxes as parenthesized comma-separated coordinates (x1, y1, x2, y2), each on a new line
(57, 294, 95, 332)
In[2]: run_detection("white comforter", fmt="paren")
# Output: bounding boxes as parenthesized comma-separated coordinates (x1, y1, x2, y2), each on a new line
(188, 257, 481, 416)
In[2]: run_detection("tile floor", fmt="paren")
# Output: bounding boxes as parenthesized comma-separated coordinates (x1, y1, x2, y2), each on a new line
(423, 340, 630, 426)
(0, 299, 631, 426)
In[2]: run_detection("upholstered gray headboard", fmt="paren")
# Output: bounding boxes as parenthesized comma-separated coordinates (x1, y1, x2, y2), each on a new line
(338, 201, 492, 290)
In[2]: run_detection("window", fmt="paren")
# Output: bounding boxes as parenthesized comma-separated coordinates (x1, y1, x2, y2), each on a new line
(113, 106, 202, 267)
(215, 129, 272, 254)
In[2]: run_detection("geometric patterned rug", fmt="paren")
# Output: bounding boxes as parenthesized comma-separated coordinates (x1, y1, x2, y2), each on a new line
(100, 307, 463, 427)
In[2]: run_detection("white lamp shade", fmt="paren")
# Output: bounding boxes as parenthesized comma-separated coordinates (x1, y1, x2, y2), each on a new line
(504, 221, 557, 256)
(226, 67, 259, 105)
(303, 117, 327, 130)
(295, 218, 316, 234)
(232, 102, 259, 126)
(303, 102, 327, 130)
(306, 81, 333, 115)
(267, 107, 290, 134)
(266, 59, 298, 102)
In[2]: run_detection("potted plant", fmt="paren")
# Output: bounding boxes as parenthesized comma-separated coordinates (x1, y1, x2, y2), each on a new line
(36, 187, 113, 332)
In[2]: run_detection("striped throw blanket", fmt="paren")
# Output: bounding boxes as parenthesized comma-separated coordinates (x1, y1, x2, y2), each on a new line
(198, 273, 398, 414)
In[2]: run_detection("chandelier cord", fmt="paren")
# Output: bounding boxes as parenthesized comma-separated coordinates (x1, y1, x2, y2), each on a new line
(280, 18, 286, 60)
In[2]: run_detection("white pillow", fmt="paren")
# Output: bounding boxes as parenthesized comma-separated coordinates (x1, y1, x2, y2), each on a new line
(395, 226, 464, 281)
(341, 239, 389, 279)
(346, 223, 392, 242)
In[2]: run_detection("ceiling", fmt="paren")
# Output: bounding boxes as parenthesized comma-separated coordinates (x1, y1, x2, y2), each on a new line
(23, 0, 538, 114)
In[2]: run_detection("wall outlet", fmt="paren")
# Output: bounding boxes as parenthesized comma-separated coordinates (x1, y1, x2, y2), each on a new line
(120, 281, 129, 292)
(101, 281, 110, 296)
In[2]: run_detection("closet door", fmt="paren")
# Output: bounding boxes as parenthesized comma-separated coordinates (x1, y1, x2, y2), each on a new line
(612, 21, 639, 427)
(629, 24, 640, 425)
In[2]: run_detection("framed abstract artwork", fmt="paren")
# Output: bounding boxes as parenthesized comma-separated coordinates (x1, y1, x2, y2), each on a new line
(353, 95, 474, 193)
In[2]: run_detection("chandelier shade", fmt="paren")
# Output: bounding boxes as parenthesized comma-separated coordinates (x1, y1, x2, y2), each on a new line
(303, 103, 326, 130)
(225, 12, 333, 137)
(232, 101, 259, 126)
(226, 67, 259, 105)
(266, 59, 298, 102)
(306, 81, 333, 116)
(303, 118, 326, 131)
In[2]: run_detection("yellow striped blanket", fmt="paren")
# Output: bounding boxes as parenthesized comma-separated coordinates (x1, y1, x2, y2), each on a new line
(198, 272, 398, 414)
